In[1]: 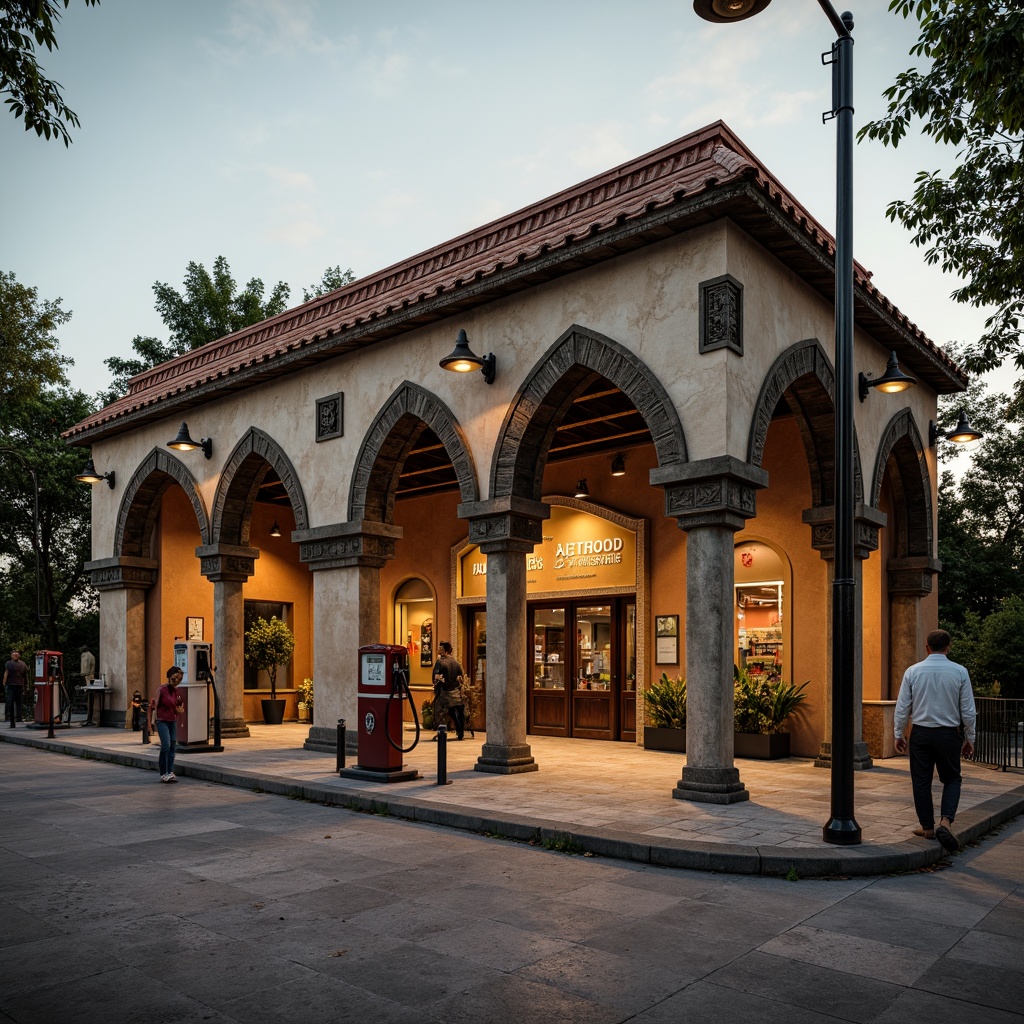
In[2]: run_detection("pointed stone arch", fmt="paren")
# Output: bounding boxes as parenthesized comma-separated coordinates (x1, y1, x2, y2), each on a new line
(490, 324, 688, 502)
(212, 427, 308, 546)
(871, 408, 933, 558)
(747, 338, 864, 506)
(349, 381, 480, 524)
(114, 448, 210, 558)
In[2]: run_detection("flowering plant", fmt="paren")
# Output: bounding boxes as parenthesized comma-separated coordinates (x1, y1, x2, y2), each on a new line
(298, 677, 314, 708)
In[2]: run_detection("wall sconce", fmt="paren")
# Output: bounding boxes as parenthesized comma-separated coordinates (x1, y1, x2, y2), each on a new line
(930, 409, 983, 447)
(610, 453, 626, 477)
(270, 521, 282, 537)
(858, 351, 916, 402)
(574, 479, 590, 499)
(439, 329, 496, 385)
(75, 458, 115, 489)
(167, 422, 213, 459)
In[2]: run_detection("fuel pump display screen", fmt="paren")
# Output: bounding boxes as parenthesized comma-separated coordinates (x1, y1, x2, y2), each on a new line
(361, 653, 387, 687)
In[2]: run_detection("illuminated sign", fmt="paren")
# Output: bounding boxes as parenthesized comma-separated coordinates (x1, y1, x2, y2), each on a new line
(460, 504, 637, 598)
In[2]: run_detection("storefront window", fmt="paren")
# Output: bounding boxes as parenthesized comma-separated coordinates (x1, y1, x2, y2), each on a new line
(533, 608, 565, 690)
(575, 605, 611, 690)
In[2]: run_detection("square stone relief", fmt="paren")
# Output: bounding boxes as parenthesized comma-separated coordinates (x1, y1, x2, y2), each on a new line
(316, 392, 343, 442)
(699, 274, 743, 356)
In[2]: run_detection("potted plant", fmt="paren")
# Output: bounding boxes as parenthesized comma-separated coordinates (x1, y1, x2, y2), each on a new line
(244, 616, 295, 725)
(733, 667, 809, 759)
(643, 673, 686, 752)
(297, 676, 314, 723)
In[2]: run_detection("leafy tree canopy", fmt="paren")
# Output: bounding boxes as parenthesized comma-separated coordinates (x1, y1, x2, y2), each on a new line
(303, 265, 355, 302)
(859, 1, 1024, 398)
(102, 256, 291, 402)
(0, 269, 72, 431)
(1, 0, 99, 145)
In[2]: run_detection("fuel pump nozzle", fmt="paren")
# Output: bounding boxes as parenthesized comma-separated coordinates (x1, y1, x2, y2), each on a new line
(383, 659, 421, 753)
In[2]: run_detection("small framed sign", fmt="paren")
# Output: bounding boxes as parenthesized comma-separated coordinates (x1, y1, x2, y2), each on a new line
(186, 616, 204, 641)
(655, 614, 679, 665)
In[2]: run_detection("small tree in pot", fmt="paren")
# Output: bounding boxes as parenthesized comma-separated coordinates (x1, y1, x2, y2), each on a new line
(244, 616, 295, 724)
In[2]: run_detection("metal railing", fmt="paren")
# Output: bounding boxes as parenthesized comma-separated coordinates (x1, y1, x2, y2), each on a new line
(973, 698, 1024, 772)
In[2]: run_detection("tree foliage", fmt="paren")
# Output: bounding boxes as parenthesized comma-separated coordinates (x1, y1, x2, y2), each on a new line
(859, 1, 1024, 396)
(102, 256, 291, 402)
(1, 0, 99, 145)
(243, 616, 294, 701)
(0, 270, 72, 429)
(303, 265, 355, 302)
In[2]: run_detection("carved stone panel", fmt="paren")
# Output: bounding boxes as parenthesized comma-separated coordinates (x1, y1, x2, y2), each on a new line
(316, 392, 344, 442)
(699, 274, 743, 356)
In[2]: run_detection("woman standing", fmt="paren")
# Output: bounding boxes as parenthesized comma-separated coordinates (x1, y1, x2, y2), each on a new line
(151, 666, 184, 782)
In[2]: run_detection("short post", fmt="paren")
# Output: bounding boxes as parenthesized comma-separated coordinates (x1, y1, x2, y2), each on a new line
(336, 718, 346, 773)
(140, 700, 150, 744)
(436, 724, 450, 785)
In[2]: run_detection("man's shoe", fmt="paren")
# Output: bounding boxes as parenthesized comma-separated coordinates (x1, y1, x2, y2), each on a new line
(935, 824, 959, 853)
(913, 827, 935, 839)
(166, 773, 178, 783)
(159, 774, 170, 783)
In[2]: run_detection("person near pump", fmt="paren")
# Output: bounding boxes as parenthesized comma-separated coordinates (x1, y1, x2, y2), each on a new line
(431, 640, 465, 741)
(3, 649, 28, 727)
(894, 628, 977, 854)
(150, 666, 185, 782)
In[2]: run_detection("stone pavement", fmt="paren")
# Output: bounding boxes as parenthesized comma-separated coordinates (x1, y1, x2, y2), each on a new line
(1, 743, 1022, 1024)
(1, 723, 1022, 878)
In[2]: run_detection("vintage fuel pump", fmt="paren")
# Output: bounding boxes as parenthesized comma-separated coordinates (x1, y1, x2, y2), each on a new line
(339, 644, 421, 783)
(172, 640, 213, 746)
(32, 650, 64, 726)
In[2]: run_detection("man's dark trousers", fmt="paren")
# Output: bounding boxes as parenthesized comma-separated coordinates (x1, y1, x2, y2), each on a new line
(909, 724, 963, 828)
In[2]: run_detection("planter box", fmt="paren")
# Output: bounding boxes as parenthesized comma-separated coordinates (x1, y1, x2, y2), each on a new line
(261, 698, 286, 725)
(644, 726, 685, 752)
(734, 731, 790, 760)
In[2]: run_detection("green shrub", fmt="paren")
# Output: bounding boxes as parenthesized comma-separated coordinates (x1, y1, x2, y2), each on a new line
(645, 673, 686, 729)
(734, 668, 809, 734)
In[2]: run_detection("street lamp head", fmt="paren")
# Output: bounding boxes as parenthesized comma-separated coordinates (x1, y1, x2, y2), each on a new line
(439, 329, 497, 385)
(75, 458, 116, 489)
(692, 0, 772, 23)
(858, 351, 917, 402)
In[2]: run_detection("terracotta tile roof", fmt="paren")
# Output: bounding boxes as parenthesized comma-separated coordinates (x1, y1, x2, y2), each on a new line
(66, 120, 966, 443)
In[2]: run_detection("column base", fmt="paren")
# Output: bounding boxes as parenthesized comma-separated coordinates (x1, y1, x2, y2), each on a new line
(219, 717, 251, 739)
(674, 766, 749, 804)
(814, 741, 873, 771)
(474, 743, 539, 775)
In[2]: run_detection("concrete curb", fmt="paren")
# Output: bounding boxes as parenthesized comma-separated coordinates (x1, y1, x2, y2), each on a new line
(4, 729, 1022, 878)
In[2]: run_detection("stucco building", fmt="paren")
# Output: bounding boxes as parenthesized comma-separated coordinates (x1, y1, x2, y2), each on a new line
(67, 122, 964, 803)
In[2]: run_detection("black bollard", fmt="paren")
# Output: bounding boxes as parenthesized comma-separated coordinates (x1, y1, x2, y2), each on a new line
(336, 718, 346, 773)
(140, 699, 150, 744)
(436, 724, 451, 785)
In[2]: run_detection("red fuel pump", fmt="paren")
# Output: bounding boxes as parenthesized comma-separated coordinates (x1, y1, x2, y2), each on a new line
(339, 644, 421, 783)
(33, 650, 64, 726)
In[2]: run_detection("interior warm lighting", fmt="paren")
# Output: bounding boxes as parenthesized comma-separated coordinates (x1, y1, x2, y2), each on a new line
(692, 0, 772, 23)
(574, 479, 590, 499)
(439, 329, 496, 384)
(930, 409, 983, 447)
(270, 521, 282, 537)
(167, 422, 213, 459)
(610, 453, 626, 477)
(75, 458, 115, 489)
(858, 351, 917, 402)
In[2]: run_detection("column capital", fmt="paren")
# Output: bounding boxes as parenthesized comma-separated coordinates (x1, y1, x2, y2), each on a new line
(293, 520, 402, 570)
(802, 504, 887, 561)
(887, 556, 942, 596)
(458, 496, 549, 554)
(86, 556, 158, 592)
(652, 456, 768, 532)
(195, 543, 260, 582)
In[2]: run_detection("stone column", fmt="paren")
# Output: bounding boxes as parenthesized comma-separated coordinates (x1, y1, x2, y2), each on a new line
(294, 520, 402, 753)
(887, 556, 941, 696)
(460, 497, 548, 775)
(86, 556, 157, 726)
(653, 457, 767, 804)
(802, 504, 887, 770)
(197, 543, 260, 738)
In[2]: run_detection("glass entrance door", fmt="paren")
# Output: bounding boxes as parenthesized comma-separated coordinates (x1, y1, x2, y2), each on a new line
(573, 605, 614, 739)
(530, 606, 567, 735)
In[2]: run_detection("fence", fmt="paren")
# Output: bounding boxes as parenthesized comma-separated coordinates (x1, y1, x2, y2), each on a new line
(973, 698, 1024, 772)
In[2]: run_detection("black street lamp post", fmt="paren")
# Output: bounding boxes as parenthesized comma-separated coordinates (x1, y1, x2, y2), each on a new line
(694, 0, 861, 843)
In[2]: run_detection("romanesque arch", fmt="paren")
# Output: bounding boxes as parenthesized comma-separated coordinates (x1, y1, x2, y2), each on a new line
(211, 427, 309, 546)
(747, 338, 864, 506)
(870, 408, 933, 558)
(489, 324, 688, 502)
(114, 448, 210, 557)
(349, 381, 479, 524)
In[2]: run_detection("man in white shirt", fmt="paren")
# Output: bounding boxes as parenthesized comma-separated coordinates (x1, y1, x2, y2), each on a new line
(894, 629, 976, 854)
